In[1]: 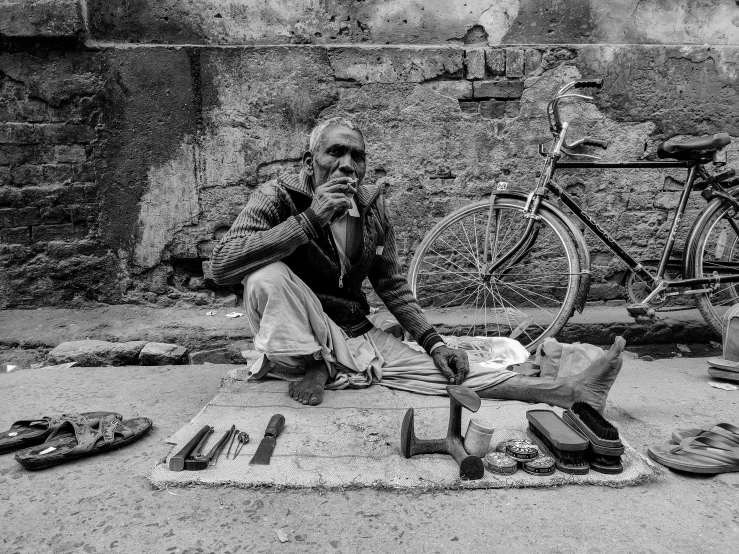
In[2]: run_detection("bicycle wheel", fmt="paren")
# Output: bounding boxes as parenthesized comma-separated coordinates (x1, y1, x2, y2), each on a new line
(691, 202, 739, 336)
(408, 197, 580, 352)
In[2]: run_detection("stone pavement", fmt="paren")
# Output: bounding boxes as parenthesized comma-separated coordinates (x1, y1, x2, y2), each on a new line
(0, 303, 719, 372)
(0, 351, 737, 552)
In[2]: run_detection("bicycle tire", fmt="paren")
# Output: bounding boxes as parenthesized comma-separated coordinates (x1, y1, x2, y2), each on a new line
(407, 197, 580, 352)
(690, 201, 739, 336)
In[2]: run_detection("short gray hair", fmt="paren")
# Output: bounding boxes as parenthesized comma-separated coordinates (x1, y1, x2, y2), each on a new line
(308, 117, 364, 153)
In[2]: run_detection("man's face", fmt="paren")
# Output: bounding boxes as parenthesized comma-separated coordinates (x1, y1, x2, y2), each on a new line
(308, 125, 366, 189)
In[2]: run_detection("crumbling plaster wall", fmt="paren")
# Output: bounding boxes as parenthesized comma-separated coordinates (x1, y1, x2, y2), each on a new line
(1, 0, 738, 308)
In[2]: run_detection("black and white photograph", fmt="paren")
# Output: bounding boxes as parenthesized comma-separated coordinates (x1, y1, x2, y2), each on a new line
(1, 1, 737, 552)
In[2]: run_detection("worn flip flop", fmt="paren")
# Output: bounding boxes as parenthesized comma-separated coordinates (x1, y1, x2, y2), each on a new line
(648, 435, 739, 474)
(0, 412, 122, 455)
(15, 415, 152, 470)
(671, 423, 739, 446)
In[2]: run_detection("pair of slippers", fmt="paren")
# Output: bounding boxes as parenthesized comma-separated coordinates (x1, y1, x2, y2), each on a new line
(707, 305, 739, 382)
(648, 423, 739, 474)
(0, 412, 152, 470)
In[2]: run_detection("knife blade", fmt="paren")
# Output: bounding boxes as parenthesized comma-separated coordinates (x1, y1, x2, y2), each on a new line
(249, 414, 285, 465)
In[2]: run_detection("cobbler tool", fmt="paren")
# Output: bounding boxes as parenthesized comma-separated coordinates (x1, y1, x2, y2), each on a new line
(526, 410, 590, 475)
(211, 425, 236, 467)
(169, 425, 212, 472)
(233, 431, 250, 459)
(225, 427, 239, 460)
(185, 426, 232, 471)
(400, 385, 484, 480)
(249, 415, 285, 465)
(562, 402, 624, 474)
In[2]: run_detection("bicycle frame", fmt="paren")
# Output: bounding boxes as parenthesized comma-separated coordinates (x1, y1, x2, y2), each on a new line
(485, 95, 739, 305)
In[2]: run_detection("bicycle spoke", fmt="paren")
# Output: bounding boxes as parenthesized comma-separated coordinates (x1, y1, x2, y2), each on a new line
(409, 200, 578, 350)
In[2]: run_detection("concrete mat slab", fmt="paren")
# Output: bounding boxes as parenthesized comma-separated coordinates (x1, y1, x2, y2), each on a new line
(149, 376, 656, 490)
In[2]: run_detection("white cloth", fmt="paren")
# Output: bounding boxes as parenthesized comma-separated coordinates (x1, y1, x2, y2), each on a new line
(243, 262, 521, 396)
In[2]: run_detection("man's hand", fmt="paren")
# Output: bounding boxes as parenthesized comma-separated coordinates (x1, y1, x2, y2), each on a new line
(431, 346, 470, 385)
(310, 177, 358, 227)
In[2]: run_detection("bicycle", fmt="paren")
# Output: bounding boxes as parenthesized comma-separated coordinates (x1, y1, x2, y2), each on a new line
(408, 78, 739, 352)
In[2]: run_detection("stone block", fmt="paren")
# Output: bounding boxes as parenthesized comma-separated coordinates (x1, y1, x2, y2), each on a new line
(422, 80, 473, 99)
(0, 145, 39, 165)
(39, 124, 96, 144)
(0, 123, 38, 145)
(0, 207, 41, 228)
(40, 205, 72, 224)
(1, 227, 31, 244)
(53, 145, 87, 163)
(0, 0, 85, 38)
(588, 282, 622, 301)
(139, 342, 188, 365)
(479, 100, 506, 119)
(188, 276, 206, 290)
(0, 186, 21, 206)
(465, 48, 486, 80)
(505, 101, 522, 118)
(329, 47, 465, 83)
(70, 204, 99, 222)
(48, 340, 147, 367)
(505, 48, 525, 78)
(525, 48, 542, 75)
(214, 293, 240, 308)
(485, 49, 505, 76)
(189, 346, 245, 365)
(0, 168, 10, 186)
(458, 101, 480, 114)
(654, 192, 681, 210)
(32, 223, 86, 242)
(663, 177, 684, 191)
(202, 260, 214, 281)
(10, 165, 44, 185)
(473, 80, 525, 99)
(45, 239, 98, 258)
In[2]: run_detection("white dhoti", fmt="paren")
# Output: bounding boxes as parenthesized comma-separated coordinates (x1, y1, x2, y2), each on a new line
(243, 262, 521, 396)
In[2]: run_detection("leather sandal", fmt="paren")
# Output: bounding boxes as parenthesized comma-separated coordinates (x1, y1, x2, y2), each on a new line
(648, 435, 739, 474)
(671, 422, 739, 447)
(14, 414, 152, 470)
(0, 412, 122, 455)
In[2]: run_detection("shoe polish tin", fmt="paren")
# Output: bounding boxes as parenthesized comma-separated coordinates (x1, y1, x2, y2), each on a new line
(483, 452, 518, 475)
(498, 439, 539, 461)
(522, 455, 556, 476)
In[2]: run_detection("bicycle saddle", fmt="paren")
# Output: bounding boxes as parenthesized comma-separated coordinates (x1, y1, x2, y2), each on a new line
(657, 133, 731, 159)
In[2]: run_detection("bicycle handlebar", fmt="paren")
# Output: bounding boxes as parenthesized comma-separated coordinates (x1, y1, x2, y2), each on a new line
(547, 79, 607, 152)
(582, 138, 608, 149)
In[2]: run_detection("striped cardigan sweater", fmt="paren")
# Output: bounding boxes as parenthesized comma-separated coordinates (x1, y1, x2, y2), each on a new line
(210, 173, 444, 354)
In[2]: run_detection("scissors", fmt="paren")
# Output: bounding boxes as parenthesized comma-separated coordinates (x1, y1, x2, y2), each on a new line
(233, 431, 250, 459)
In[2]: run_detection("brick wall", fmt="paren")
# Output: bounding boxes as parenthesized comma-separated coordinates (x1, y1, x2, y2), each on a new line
(1, 1, 738, 309)
(0, 46, 122, 307)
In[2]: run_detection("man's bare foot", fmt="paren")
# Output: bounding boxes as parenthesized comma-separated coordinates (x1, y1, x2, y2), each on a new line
(566, 336, 626, 413)
(288, 363, 329, 406)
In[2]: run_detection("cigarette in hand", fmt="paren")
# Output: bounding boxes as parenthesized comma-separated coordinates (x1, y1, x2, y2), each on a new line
(346, 180, 360, 216)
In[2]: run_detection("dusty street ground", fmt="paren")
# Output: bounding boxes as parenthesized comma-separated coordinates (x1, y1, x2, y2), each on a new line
(1, 351, 738, 554)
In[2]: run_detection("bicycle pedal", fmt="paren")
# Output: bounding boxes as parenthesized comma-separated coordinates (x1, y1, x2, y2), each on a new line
(626, 304, 656, 319)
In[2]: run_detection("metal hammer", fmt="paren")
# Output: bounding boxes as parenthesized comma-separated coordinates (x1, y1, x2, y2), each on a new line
(400, 384, 485, 480)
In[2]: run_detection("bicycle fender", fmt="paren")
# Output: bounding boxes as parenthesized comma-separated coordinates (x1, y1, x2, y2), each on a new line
(683, 196, 737, 278)
(491, 191, 591, 313)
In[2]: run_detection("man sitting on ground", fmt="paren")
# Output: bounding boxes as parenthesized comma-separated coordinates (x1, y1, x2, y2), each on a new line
(210, 117, 624, 409)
